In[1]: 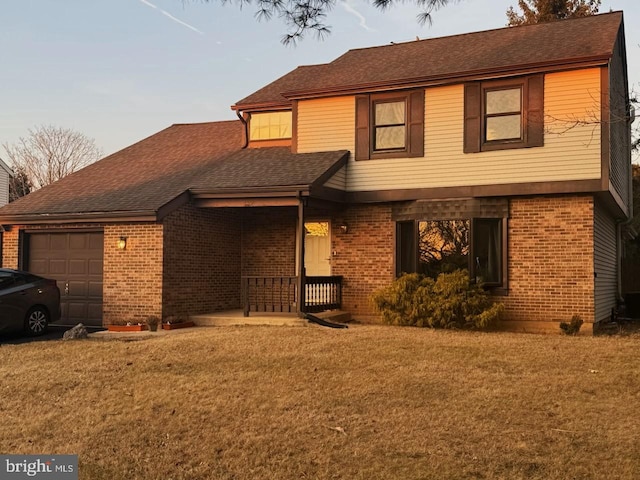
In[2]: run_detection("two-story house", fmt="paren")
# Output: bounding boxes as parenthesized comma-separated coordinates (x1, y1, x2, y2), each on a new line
(0, 12, 632, 332)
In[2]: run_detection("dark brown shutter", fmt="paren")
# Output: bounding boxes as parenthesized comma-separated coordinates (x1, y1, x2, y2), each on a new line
(355, 95, 370, 160)
(527, 74, 544, 147)
(463, 83, 482, 153)
(408, 90, 425, 157)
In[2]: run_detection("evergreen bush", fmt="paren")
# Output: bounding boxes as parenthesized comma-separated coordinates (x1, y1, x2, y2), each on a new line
(371, 270, 504, 330)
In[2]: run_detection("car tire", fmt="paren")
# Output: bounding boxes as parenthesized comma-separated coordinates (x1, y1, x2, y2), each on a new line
(25, 307, 49, 336)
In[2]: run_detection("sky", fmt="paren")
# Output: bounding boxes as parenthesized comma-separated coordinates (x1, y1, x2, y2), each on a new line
(1, 0, 638, 161)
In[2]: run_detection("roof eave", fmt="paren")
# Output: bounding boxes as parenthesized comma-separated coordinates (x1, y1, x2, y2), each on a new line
(0, 210, 160, 225)
(281, 56, 613, 100)
(230, 102, 292, 112)
(191, 184, 311, 198)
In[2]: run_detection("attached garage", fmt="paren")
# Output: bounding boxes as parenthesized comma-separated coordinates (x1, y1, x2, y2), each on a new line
(27, 231, 103, 326)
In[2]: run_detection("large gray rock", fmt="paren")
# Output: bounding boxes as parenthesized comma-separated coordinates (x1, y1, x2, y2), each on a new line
(63, 323, 88, 340)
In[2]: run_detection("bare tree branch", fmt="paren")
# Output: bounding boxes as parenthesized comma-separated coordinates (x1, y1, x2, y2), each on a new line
(2, 126, 102, 192)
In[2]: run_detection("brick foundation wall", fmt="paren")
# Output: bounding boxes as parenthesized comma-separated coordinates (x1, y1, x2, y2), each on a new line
(241, 208, 297, 277)
(331, 204, 395, 320)
(163, 204, 241, 316)
(501, 195, 595, 325)
(103, 223, 163, 324)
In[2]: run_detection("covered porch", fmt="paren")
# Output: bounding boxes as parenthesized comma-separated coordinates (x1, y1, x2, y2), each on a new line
(183, 147, 350, 319)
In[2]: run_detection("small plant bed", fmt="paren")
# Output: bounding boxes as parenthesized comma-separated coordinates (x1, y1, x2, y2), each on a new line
(107, 324, 148, 332)
(162, 321, 195, 330)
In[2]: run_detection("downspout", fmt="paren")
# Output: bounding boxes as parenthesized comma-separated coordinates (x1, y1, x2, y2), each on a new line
(236, 110, 249, 149)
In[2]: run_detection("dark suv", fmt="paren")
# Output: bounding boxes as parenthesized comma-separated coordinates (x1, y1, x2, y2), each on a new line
(0, 268, 61, 336)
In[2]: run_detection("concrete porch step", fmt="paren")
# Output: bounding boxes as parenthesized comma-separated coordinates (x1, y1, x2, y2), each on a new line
(190, 310, 307, 327)
(190, 309, 351, 327)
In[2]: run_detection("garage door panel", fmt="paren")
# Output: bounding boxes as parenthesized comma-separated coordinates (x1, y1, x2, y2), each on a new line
(88, 303, 102, 320)
(68, 259, 87, 275)
(49, 259, 67, 275)
(28, 232, 104, 327)
(30, 235, 50, 250)
(68, 280, 87, 296)
(68, 235, 87, 249)
(88, 259, 103, 275)
(30, 259, 47, 273)
(68, 302, 87, 321)
(88, 281, 103, 296)
(50, 235, 67, 250)
(88, 233, 103, 250)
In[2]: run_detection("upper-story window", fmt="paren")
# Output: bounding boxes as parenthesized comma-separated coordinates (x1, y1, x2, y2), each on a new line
(249, 111, 292, 141)
(374, 99, 406, 151)
(485, 87, 522, 142)
(464, 74, 544, 153)
(356, 90, 424, 160)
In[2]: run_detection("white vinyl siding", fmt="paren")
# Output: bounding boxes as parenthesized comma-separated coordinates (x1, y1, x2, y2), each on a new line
(323, 166, 347, 190)
(0, 166, 9, 206)
(297, 97, 355, 153)
(608, 31, 632, 216)
(594, 200, 618, 322)
(295, 68, 603, 193)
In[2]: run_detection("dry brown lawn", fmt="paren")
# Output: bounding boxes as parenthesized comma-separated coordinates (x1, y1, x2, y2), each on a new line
(1, 325, 639, 479)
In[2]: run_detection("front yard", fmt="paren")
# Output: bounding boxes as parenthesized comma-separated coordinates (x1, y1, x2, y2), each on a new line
(1, 325, 639, 479)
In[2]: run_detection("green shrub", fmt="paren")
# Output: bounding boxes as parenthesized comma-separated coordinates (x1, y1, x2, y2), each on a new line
(371, 270, 504, 330)
(559, 315, 583, 335)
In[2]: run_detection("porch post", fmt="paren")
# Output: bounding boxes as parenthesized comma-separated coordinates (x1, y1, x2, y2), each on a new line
(296, 197, 306, 317)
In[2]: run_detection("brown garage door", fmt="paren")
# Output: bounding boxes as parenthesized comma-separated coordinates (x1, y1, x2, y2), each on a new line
(28, 232, 103, 326)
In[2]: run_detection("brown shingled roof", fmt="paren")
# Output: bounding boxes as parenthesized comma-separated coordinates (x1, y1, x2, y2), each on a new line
(191, 147, 348, 193)
(234, 11, 623, 108)
(0, 121, 244, 220)
(0, 121, 349, 223)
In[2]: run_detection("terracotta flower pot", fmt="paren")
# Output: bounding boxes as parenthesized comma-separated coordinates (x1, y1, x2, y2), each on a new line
(162, 321, 195, 330)
(107, 324, 148, 332)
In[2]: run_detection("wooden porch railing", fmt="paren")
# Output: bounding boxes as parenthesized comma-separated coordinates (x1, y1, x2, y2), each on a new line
(305, 276, 343, 313)
(241, 275, 343, 316)
(242, 276, 297, 316)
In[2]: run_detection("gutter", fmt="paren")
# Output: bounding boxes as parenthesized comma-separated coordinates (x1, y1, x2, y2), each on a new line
(190, 184, 311, 198)
(0, 210, 160, 225)
(236, 110, 249, 149)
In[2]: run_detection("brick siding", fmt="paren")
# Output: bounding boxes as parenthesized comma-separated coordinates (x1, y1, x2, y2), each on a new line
(103, 223, 163, 324)
(1, 228, 19, 268)
(162, 203, 241, 317)
(502, 195, 595, 324)
(0, 194, 599, 329)
(241, 208, 297, 277)
(329, 196, 597, 327)
(330, 204, 395, 320)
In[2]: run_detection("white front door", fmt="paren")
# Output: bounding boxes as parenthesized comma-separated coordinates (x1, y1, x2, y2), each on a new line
(304, 221, 331, 276)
